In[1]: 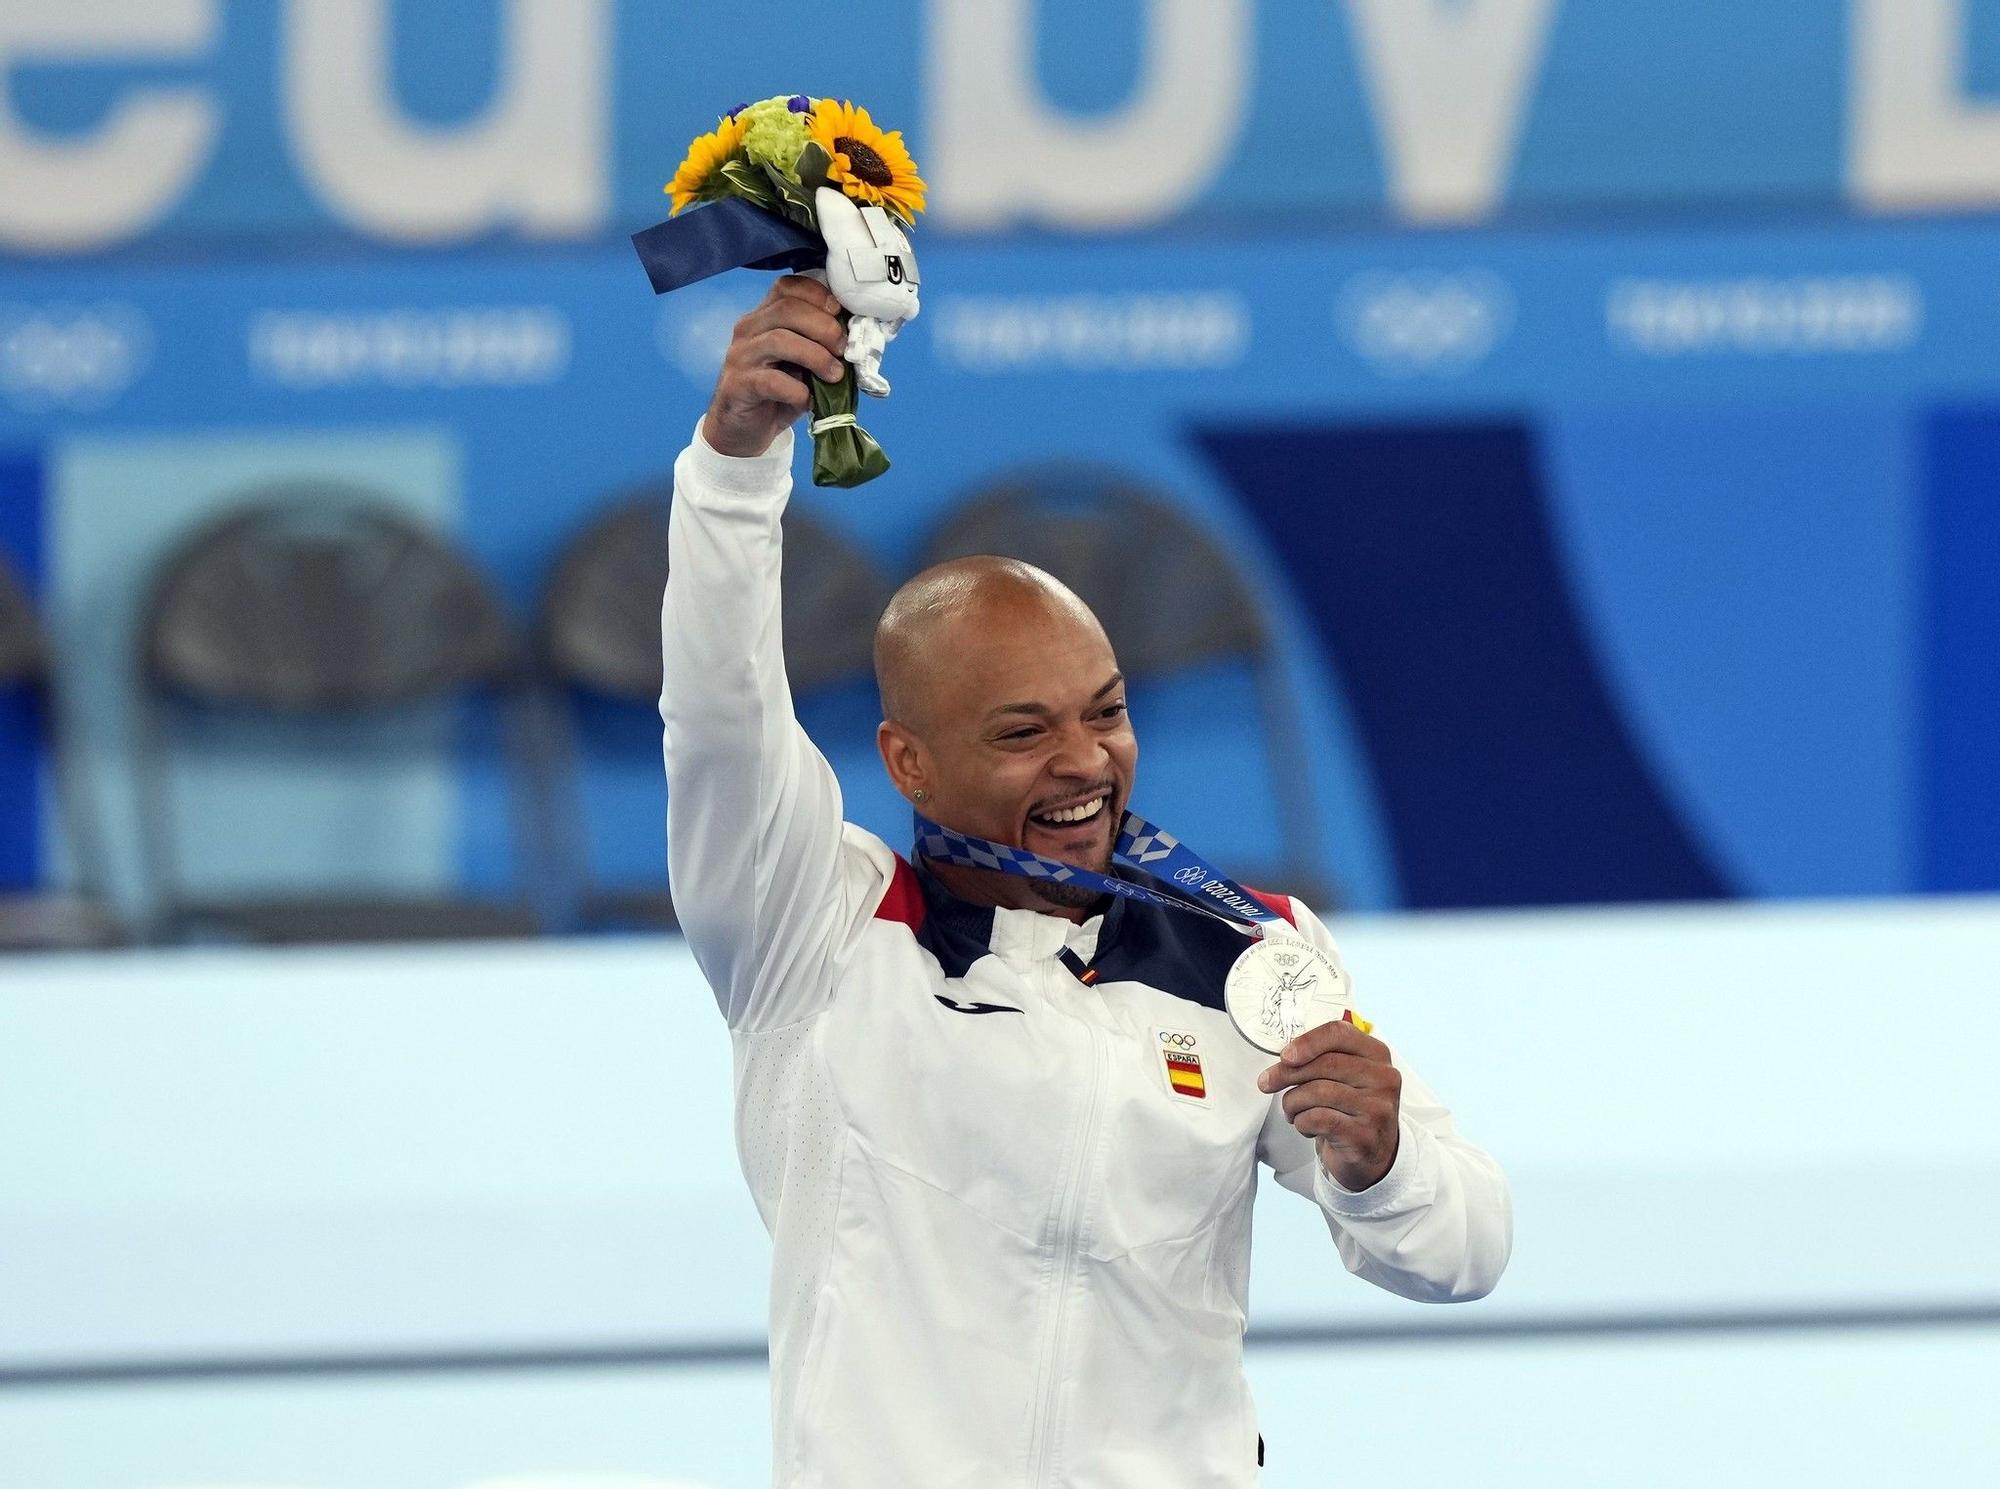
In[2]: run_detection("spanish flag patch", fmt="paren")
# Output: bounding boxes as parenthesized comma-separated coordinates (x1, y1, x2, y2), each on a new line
(1165, 1051, 1206, 1099)
(1156, 1028, 1208, 1103)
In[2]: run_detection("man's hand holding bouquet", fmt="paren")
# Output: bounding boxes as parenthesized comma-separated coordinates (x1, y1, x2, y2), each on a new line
(634, 94, 926, 487)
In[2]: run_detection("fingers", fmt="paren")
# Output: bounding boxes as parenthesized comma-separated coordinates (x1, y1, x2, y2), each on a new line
(1264, 1053, 1399, 1100)
(753, 279, 848, 351)
(728, 311, 847, 383)
(1257, 1025, 1394, 1096)
(1272, 1056, 1400, 1104)
(722, 325, 843, 386)
(701, 277, 847, 458)
(1289, 1105, 1383, 1143)
(736, 367, 813, 411)
(770, 274, 840, 311)
(1279, 1018, 1388, 1070)
(759, 297, 848, 354)
(1278, 1075, 1395, 1122)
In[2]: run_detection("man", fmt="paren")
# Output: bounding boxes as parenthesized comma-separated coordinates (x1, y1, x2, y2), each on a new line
(661, 276, 1512, 1486)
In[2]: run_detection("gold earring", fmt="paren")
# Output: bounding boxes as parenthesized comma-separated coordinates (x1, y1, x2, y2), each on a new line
(914, 789, 928, 802)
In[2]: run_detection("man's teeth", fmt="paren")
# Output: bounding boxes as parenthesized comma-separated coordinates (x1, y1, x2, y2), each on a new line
(1038, 797, 1106, 825)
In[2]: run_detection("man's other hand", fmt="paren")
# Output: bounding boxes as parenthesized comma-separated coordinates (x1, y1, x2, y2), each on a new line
(702, 275, 848, 458)
(1257, 1019, 1401, 1192)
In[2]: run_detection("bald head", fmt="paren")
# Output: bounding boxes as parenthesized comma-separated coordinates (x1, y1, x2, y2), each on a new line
(872, 555, 1136, 916)
(874, 556, 1103, 734)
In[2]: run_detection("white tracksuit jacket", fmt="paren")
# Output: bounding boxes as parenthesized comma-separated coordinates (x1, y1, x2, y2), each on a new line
(660, 425, 1513, 1487)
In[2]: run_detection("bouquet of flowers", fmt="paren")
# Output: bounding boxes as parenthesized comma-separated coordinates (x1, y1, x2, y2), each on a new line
(636, 94, 926, 488)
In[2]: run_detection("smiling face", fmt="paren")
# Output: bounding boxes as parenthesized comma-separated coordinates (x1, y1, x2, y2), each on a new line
(875, 559, 1139, 919)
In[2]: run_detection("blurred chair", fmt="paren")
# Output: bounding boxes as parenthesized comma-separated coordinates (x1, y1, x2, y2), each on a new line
(536, 485, 889, 929)
(921, 464, 1338, 909)
(0, 557, 124, 951)
(134, 490, 541, 944)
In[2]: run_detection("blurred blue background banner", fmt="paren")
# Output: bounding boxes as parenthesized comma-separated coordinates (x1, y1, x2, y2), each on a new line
(4, 0, 2000, 919)
(9, 0, 2000, 253)
(4, 218, 1996, 914)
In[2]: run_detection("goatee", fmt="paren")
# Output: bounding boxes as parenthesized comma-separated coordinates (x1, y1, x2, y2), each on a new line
(1030, 846, 1114, 911)
(1032, 878, 1105, 911)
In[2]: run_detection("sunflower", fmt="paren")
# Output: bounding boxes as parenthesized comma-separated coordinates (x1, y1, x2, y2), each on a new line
(807, 99, 926, 225)
(666, 112, 748, 214)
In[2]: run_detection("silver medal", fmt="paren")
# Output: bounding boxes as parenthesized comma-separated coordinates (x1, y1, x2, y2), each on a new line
(1224, 936, 1356, 1053)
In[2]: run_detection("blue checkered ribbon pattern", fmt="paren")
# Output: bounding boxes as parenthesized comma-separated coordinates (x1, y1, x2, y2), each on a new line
(916, 821, 1080, 881)
(912, 810, 1285, 935)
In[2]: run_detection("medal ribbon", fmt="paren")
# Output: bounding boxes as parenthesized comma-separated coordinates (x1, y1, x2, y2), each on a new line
(913, 809, 1288, 937)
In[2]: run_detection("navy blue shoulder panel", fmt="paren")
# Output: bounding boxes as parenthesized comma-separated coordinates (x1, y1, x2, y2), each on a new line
(909, 860, 1250, 1003)
(1088, 868, 1247, 1012)
(912, 859, 998, 979)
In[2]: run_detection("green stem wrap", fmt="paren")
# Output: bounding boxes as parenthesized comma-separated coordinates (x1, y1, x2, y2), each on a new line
(806, 357, 890, 489)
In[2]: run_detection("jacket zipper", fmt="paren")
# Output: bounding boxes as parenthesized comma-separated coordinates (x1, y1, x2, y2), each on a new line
(1024, 996, 1106, 1486)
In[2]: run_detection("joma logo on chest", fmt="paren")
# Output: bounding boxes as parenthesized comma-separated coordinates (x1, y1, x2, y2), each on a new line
(935, 994, 1025, 1016)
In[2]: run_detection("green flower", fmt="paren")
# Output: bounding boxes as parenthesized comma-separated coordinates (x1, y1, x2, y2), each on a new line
(736, 94, 811, 176)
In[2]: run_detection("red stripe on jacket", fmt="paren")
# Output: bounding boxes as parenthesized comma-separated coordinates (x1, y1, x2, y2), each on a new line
(873, 855, 927, 931)
(1247, 888, 1298, 927)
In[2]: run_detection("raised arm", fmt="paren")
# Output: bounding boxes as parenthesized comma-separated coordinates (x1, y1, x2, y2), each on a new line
(1256, 902, 1513, 1302)
(661, 277, 862, 1030)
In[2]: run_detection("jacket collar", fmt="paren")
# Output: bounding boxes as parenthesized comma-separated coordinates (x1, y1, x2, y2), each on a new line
(910, 856, 1237, 1011)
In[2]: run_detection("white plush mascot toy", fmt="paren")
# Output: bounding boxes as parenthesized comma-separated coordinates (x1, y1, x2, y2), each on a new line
(814, 186, 920, 397)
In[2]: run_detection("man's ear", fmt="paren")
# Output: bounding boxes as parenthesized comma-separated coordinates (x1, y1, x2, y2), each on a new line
(877, 720, 927, 801)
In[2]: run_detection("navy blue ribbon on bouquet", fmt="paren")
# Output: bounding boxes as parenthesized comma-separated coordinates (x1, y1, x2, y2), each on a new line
(631, 197, 826, 297)
(913, 809, 1288, 937)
